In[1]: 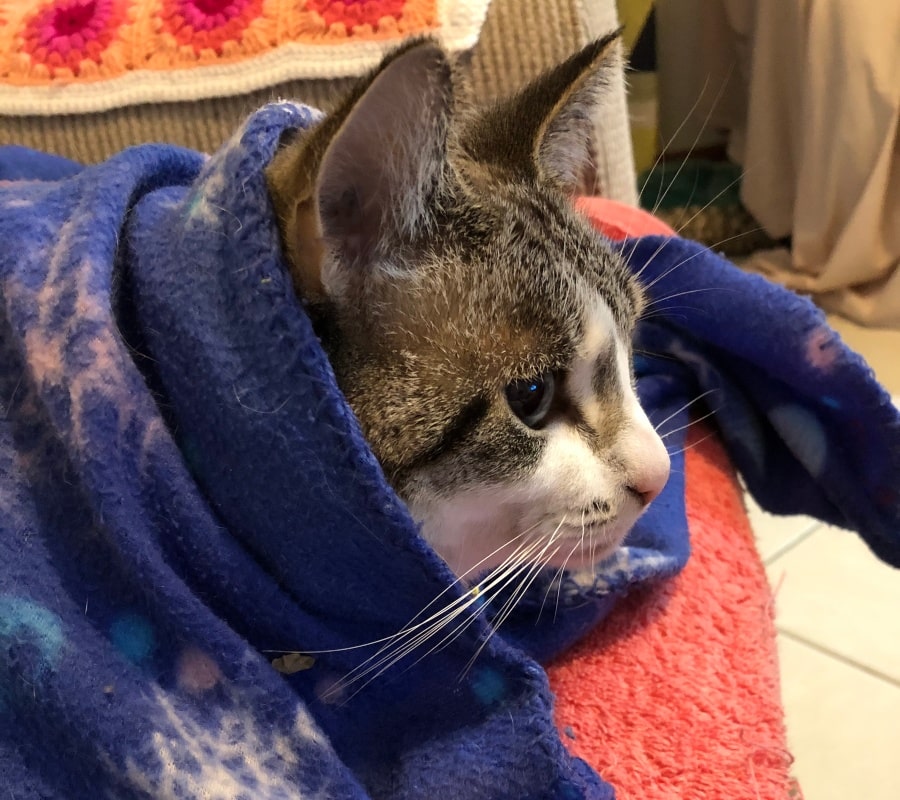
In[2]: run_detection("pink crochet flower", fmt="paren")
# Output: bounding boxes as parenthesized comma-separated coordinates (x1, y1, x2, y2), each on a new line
(22, 0, 127, 74)
(161, 0, 263, 54)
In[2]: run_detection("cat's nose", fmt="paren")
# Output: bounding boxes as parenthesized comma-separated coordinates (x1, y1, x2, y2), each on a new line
(626, 416, 671, 507)
(630, 481, 665, 507)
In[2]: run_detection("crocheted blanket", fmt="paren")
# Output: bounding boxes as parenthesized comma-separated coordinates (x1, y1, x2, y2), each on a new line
(0, 0, 492, 113)
(1, 103, 898, 799)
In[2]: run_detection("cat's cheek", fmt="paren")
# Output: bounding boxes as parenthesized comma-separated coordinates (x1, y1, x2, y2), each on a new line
(527, 424, 620, 512)
(407, 488, 527, 580)
(515, 425, 650, 564)
(404, 408, 670, 579)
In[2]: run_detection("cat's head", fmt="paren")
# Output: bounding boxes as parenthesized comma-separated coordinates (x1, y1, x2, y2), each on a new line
(266, 34, 670, 579)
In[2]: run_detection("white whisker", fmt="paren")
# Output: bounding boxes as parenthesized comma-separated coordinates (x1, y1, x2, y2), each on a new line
(458, 518, 569, 678)
(643, 286, 735, 311)
(620, 76, 716, 269)
(667, 171, 748, 239)
(647, 72, 732, 220)
(326, 533, 550, 699)
(537, 538, 582, 624)
(278, 522, 543, 660)
(666, 430, 719, 457)
(637, 181, 758, 293)
(460, 546, 562, 680)
(407, 542, 550, 670)
(659, 408, 718, 441)
(652, 389, 719, 433)
(638, 75, 713, 210)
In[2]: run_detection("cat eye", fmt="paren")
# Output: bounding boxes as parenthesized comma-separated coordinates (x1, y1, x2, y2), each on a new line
(505, 372, 555, 428)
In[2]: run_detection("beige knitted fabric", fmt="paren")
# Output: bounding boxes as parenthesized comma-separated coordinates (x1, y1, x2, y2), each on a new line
(0, 0, 636, 202)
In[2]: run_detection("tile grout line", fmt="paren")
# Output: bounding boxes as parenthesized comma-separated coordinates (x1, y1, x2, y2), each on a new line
(778, 629, 900, 689)
(763, 522, 823, 566)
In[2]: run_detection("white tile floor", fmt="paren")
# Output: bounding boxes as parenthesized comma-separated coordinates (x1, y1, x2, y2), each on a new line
(745, 315, 900, 800)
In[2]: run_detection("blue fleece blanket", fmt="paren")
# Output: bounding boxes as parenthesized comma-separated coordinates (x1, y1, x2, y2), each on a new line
(1, 104, 898, 800)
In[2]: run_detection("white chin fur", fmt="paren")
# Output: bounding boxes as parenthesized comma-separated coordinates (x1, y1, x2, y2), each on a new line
(411, 488, 644, 580)
(409, 449, 652, 581)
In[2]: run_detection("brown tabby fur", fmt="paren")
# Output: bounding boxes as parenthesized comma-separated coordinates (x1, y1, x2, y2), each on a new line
(265, 32, 669, 578)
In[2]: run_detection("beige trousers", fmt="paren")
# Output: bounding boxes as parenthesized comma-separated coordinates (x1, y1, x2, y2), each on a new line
(720, 0, 900, 326)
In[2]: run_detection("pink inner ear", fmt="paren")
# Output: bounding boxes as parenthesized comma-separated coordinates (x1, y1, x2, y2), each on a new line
(314, 43, 451, 266)
(534, 40, 622, 194)
(538, 119, 595, 191)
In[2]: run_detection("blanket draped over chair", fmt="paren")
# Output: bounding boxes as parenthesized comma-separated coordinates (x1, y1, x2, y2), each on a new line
(1, 103, 897, 799)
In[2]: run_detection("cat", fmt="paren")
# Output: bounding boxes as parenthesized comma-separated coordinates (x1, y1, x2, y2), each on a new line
(266, 32, 670, 583)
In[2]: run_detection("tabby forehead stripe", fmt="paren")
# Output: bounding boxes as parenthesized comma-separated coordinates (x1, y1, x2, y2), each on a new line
(591, 341, 621, 399)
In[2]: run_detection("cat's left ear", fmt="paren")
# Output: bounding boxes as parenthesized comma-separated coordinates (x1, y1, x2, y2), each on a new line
(462, 31, 622, 194)
(266, 39, 453, 302)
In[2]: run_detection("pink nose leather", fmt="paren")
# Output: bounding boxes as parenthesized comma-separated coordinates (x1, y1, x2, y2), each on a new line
(630, 424, 671, 507)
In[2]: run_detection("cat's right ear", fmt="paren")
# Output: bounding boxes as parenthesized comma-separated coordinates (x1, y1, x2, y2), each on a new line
(266, 40, 453, 303)
(459, 31, 621, 195)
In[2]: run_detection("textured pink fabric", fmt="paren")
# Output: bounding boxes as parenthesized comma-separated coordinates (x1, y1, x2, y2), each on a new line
(575, 196, 676, 240)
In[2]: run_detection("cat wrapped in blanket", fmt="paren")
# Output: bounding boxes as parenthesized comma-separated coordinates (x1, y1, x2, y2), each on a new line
(266, 32, 670, 581)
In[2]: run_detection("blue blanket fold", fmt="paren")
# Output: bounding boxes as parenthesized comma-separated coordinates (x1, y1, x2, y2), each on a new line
(629, 235, 900, 565)
(1, 103, 898, 799)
